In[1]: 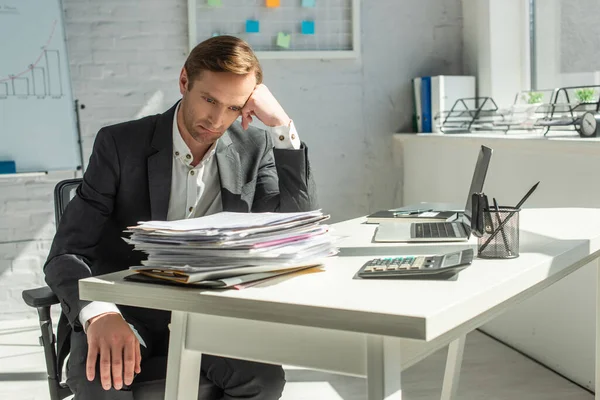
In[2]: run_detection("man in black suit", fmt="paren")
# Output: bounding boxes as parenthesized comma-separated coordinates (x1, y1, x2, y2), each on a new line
(43, 35, 318, 399)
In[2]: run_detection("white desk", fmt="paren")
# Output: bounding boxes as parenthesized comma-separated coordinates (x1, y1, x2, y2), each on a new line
(393, 134, 600, 388)
(79, 208, 600, 399)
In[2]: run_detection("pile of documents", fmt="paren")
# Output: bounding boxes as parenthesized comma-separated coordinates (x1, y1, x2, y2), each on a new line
(125, 210, 336, 288)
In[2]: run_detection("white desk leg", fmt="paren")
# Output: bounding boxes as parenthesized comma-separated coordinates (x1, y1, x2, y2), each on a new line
(440, 335, 466, 400)
(164, 311, 202, 400)
(594, 259, 600, 400)
(366, 336, 402, 400)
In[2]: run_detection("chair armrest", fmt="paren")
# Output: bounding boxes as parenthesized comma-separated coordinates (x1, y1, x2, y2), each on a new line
(22, 286, 60, 308)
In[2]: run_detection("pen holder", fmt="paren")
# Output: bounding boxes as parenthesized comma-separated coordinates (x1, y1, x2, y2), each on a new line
(477, 207, 520, 259)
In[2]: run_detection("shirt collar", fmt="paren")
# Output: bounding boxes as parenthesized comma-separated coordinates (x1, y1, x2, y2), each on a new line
(172, 102, 218, 166)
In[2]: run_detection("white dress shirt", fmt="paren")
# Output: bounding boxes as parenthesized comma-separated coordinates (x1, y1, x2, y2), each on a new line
(79, 103, 300, 334)
(166, 105, 223, 221)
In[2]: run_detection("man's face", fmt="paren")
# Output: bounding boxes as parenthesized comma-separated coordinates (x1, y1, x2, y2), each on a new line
(178, 68, 256, 145)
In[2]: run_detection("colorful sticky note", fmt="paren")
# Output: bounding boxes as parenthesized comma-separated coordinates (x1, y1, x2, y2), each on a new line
(276, 32, 291, 48)
(266, 0, 280, 8)
(301, 20, 315, 35)
(207, 0, 221, 7)
(246, 20, 260, 33)
(302, 0, 316, 7)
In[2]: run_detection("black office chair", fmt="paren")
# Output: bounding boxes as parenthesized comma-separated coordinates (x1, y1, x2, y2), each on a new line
(22, 178, 82, 400)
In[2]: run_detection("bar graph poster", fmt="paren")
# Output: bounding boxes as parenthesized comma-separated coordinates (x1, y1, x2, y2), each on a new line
(0, 0, 80, 172)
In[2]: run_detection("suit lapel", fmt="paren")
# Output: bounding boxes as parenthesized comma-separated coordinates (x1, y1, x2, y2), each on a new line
(148, 103, 176, 220)
(216, 131, 250, 212)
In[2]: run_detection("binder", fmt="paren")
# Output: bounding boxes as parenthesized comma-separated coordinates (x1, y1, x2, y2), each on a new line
(421, 77, 432, 133)
(412, 78, 422, 133)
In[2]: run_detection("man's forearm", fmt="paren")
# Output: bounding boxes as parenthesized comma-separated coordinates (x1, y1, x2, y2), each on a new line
(272, 144, 319, 212)
(44, 254, 95, 328)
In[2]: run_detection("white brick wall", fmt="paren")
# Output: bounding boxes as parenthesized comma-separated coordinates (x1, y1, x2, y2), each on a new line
(64, 0, 188, 160)
(0, 0, 466, 321)
(0, 171, 75, 320)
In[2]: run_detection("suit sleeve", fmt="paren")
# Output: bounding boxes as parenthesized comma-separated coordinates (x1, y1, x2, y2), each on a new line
(43, 128, 120, 329)
(251, 130, 318, 213)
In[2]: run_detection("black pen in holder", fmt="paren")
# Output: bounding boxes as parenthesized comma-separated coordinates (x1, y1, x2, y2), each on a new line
(477, 206, 520, 259)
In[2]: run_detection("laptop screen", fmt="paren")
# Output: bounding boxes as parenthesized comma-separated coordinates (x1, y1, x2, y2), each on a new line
(462, 145, 493, 227)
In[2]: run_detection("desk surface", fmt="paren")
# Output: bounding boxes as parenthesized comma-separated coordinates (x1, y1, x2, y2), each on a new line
(80, 208, 600, 341)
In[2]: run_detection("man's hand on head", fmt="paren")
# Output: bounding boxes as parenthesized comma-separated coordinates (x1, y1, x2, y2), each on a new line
(241, 84, 291, 130)
(86, 312, 142, 391)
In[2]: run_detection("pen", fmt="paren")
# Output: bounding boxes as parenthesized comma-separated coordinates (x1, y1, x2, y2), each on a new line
(393, 209, 433, 216)
(479, 182, 540, 254)
(493, 197, 511, 256)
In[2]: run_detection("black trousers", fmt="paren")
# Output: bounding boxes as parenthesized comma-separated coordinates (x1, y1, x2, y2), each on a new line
(65, 315, 285, 400)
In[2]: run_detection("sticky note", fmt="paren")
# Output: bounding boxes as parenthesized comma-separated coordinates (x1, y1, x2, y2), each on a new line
(246, 20, 260, 33)
(207, 0, 221, 6)
(276, 32, 291, 48)
(266, 0, 280, 7)
(302, 0, 316, 7)
(212, 32, 220, 37)
(301, 20, 315, 35)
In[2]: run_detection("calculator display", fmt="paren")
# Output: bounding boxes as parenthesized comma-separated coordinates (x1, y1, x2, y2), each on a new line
(443, 252, 460, 267)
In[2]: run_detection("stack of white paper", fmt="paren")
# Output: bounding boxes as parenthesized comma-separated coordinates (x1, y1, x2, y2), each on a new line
(125, 210, 336, 284)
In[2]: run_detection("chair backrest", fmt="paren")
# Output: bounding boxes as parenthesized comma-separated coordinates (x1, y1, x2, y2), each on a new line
(53, 178, 82, 226)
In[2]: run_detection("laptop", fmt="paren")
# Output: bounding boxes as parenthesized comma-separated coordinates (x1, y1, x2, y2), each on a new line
(374, 145, 493, 242)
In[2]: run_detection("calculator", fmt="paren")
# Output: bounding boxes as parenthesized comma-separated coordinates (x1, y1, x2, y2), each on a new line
(355, 249, 474, 280)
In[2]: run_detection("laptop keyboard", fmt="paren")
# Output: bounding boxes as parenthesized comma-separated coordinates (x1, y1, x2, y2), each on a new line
(415, 222, 465, 238)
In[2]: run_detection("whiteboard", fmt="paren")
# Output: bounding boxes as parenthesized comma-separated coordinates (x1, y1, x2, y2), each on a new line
(0, 0, 81, 172)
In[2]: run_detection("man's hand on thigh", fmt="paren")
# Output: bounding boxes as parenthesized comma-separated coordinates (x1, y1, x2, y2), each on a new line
(85, 313, 142, 390)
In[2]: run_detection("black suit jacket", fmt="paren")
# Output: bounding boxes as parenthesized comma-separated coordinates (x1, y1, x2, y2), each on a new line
(43, 102, 318, 367)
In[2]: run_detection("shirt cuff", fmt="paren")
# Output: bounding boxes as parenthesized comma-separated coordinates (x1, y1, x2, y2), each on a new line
(79, 301, 122, 333)
(268, 120, 301, 150)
